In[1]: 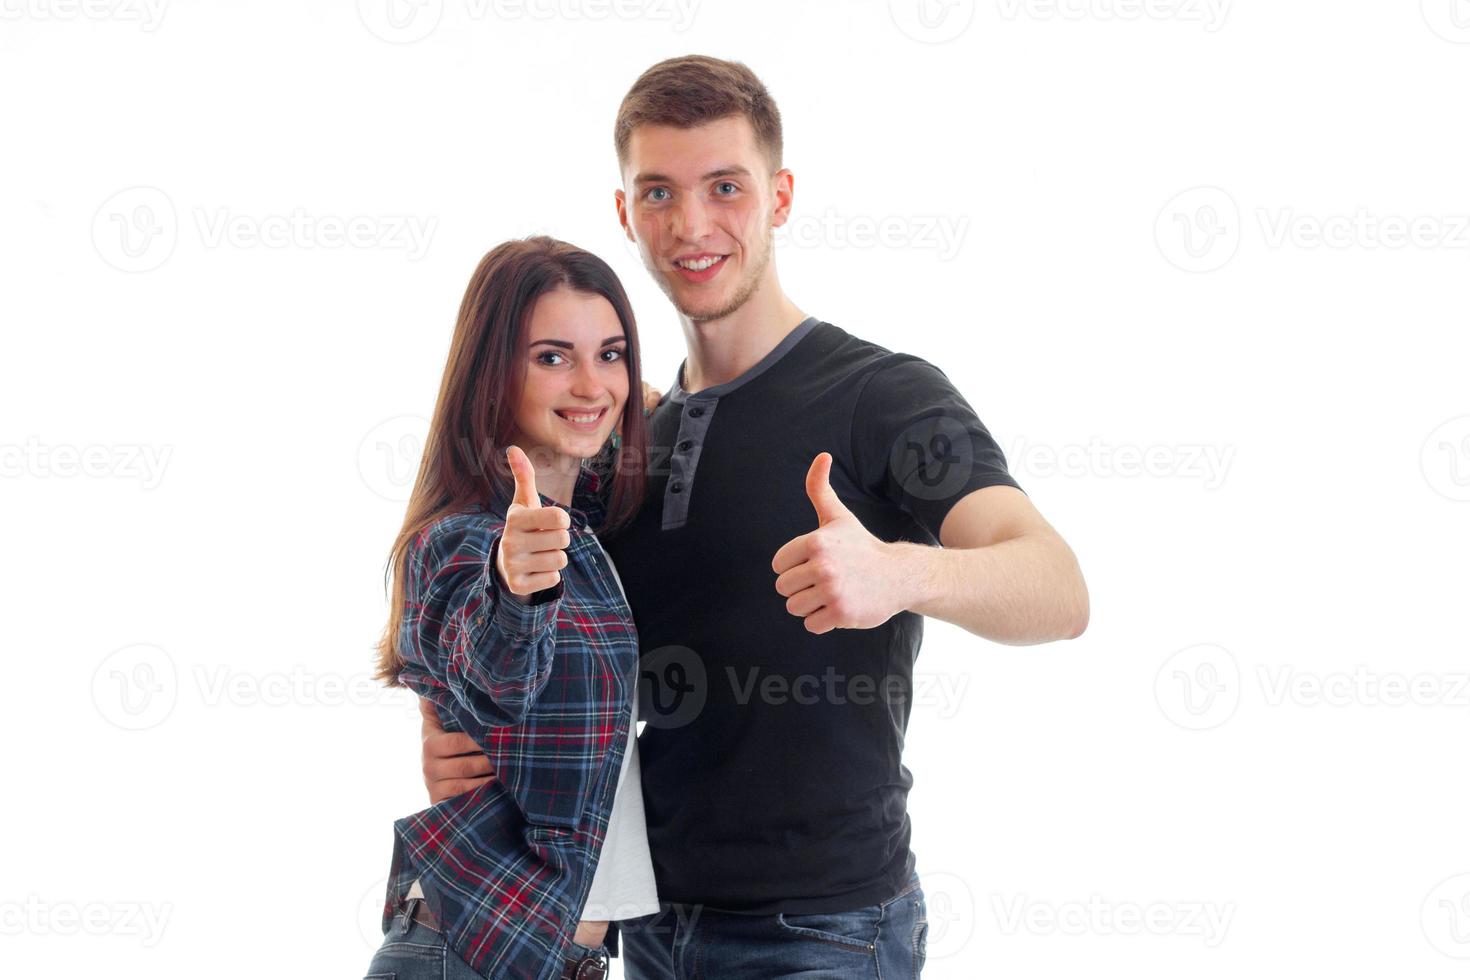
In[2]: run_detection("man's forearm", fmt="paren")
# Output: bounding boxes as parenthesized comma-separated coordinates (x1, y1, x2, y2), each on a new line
(890, 531, 1089, 644)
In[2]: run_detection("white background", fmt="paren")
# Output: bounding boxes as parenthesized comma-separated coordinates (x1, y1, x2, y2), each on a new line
(3, 1, 1469, 977)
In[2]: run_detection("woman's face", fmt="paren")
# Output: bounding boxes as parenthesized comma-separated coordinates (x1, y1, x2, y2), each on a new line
(510, 286, 631, 469)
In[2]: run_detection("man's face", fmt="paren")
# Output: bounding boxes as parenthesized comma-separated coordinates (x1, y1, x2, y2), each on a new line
(616, 115, 791, 323)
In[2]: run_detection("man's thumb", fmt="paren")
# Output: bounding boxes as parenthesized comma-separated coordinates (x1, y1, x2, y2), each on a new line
(507, 446, 541, 509)
(805, 452, 848, 526)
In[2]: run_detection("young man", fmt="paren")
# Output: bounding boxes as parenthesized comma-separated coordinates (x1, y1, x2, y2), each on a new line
(420, 56, 1089, 978)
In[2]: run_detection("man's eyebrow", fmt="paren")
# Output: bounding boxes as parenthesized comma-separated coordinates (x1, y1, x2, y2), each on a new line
(529, 336, 627, 350)
(633, 165, 752, 185)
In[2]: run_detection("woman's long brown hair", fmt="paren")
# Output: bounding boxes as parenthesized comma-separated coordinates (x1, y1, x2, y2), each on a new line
(374, 237, 649, 686)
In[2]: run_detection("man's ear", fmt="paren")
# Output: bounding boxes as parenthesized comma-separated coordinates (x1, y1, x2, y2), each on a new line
(614, 188, 635, 242)
(771, 168, 795, 229)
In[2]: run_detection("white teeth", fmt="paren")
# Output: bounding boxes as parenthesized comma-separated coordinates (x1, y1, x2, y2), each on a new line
(677, 255, 722, 271)
(558, 410, 602, 424)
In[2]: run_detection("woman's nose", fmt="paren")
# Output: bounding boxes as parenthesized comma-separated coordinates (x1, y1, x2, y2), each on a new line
(569, 359, 605, 398)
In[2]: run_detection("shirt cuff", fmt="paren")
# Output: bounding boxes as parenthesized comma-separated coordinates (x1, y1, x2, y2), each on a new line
(487, 534, 564, 638)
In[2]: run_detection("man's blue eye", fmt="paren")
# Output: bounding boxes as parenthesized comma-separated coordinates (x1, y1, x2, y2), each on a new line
(648, 188, 670, 202)
(716, 182, 737, 194)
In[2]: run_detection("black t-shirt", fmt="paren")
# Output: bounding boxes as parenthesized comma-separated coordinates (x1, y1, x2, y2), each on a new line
(602, 317, 1022, 914)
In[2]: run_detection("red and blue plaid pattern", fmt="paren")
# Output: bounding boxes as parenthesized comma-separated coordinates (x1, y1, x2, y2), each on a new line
(381, 466, 638, 979)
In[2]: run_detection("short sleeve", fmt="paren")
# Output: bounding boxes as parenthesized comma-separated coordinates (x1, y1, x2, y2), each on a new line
(849, 355, 1023, 541)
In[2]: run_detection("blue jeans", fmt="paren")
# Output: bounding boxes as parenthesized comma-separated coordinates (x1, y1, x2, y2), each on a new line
(619, 872, 928, 980)
(363, 900, 609, 979)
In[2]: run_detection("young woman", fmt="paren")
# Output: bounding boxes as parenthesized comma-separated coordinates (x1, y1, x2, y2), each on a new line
(367, 237, 659, 980)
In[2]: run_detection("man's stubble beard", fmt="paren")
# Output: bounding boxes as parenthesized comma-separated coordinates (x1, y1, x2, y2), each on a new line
(649, 226, 775, 325)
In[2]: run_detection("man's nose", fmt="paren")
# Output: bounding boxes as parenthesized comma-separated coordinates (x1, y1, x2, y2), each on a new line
(670, 195, 712, 241)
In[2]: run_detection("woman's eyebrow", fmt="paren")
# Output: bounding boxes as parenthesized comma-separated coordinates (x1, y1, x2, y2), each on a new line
(529, 337, 627, 350)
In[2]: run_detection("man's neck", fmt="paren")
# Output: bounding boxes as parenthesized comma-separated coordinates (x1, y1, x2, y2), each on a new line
(679, 280, 806, 394)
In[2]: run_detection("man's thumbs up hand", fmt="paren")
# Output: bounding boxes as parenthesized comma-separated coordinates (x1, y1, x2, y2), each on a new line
(772, 452, 901, 634)
(805, 452, 855, 527)
(497, 446, 572, 598)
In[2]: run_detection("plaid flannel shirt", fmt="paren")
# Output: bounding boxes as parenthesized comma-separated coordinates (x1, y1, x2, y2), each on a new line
(381, 465, 639, 979)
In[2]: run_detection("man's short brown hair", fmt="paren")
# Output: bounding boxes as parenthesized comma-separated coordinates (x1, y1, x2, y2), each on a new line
(614, 55, 783, 173)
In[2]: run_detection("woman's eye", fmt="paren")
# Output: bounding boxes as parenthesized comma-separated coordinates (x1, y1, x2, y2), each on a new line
(601, 348, 625, 362)
(536, 352, 566, 366)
